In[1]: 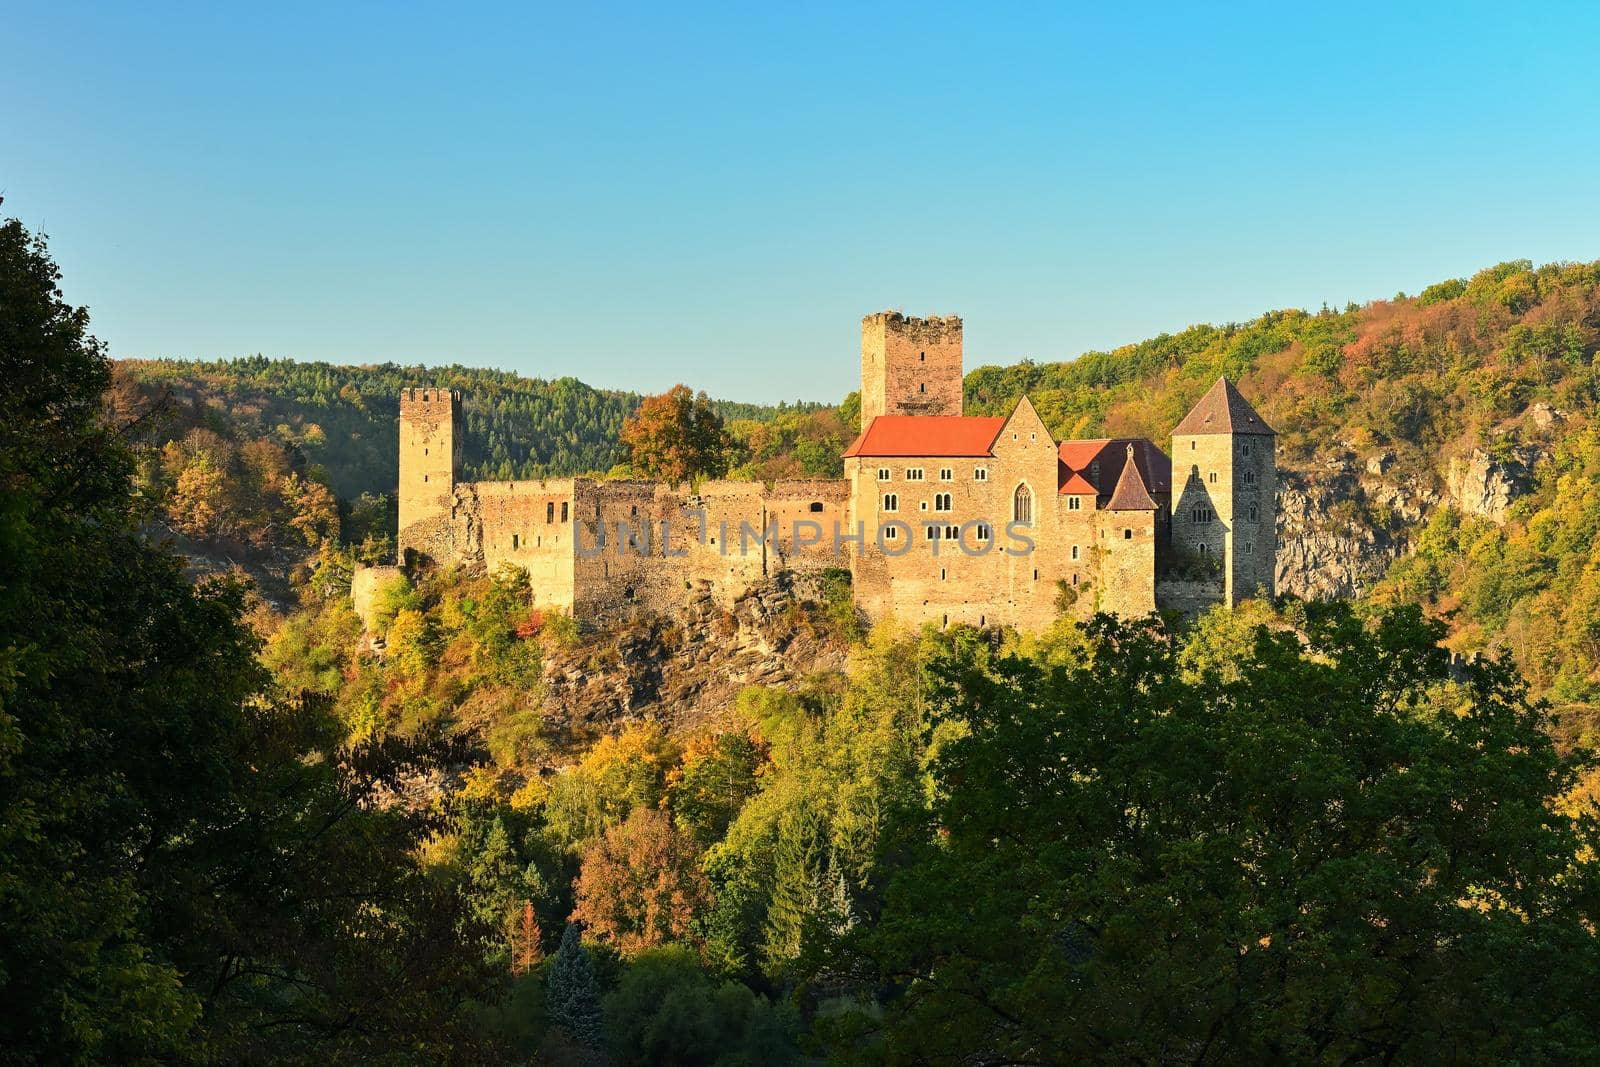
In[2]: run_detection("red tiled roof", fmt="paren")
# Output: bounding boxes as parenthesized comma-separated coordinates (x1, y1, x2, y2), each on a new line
(1172, 377, 1275, 436)
(842, 415, 1007, 458)
(1106, 445, 1158, 511)
(1059, 471, 1097, 495)
(1056, 439, 1108, 473)
(1057, 438, 1171, 496)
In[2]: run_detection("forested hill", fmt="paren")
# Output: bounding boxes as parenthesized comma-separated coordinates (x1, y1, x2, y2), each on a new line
(114, 356, 829, 499)
(965, 258, 1600, 467)
(967, 259, 1600, 709)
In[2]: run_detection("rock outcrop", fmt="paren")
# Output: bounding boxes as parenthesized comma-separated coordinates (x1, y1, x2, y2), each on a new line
(539, 574, 848, 738)
(1274, 447, 1440, 601)
(1443, 445, 1542, 523)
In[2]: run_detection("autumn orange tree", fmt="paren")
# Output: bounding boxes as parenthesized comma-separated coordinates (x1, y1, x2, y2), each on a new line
(618, 384, 730, 483)
(571, 808, 712, 955)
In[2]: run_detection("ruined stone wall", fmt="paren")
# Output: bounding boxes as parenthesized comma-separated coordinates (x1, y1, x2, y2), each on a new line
(350, 564, 405, 632)
(764, 479, 851, 575)
(469, 478, 579, 609)
(1231, 434, 1277, 602)
(859, 312, 963, 426)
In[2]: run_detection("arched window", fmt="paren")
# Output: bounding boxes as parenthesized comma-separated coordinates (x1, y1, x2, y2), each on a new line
(1013, 483, 1033, 524)
(809, 501, 824, 513)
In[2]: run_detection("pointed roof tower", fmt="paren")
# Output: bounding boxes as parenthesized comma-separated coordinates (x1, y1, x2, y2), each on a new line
(1106, 444, 1158, 511)
(1172, 377, 1275, 436)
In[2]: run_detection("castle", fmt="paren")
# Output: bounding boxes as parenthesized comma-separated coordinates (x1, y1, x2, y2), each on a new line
(370, 312, 1276, 631)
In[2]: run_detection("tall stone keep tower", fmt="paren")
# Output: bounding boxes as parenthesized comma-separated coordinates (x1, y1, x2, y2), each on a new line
(398, 387, 460, 562)
(859, 312, 963, 429)
(1169, 378, 1276, 606)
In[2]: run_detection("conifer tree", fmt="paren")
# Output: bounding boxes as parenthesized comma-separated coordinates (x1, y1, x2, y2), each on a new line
(510, 901, 543, 975)
(546, 924, 604, 1049)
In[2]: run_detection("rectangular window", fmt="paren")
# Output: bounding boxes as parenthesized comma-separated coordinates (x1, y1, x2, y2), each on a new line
(974, 467, 988, 481)
(976, 523, 991, 541)
(1068, 496, 1081, 511)
(1249, 504, 1259, 522)
(878, 467, 891, 481)
(1071, 545, 1079, 560)
(1244, 541, 1254, 553)
(906, 468, 924, 481)
(1208, 471, 1217, 484)
(939, 468, 953, 481)
(884, 526, 898, 540)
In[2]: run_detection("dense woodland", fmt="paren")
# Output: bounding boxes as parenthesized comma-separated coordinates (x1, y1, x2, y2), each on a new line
(9, 206, 1600, 1063)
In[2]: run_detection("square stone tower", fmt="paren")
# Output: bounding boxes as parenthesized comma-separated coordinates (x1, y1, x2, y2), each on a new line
(398, 387, 461, 563)
(1169, 378, 1276, 606)
(859, 312, 963, 428)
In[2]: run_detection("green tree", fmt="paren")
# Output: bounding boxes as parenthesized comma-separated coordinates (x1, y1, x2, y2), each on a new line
(837, 606, 1600, 1065)
(0, 209, 497, 1064)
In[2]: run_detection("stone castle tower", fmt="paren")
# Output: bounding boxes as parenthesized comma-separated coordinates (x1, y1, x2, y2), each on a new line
(398, 388, 461, 563)
(859, 312, 964, 427)
(1168, 377, 1277, 606)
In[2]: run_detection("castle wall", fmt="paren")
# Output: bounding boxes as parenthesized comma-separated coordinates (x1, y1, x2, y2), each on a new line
(1053, 495, 1103, 621)
(1095, 508, 1158, 617)
(469, 478, 579, 610)
(1155, 576, 1227, 618)
(859, 312, 964, 426)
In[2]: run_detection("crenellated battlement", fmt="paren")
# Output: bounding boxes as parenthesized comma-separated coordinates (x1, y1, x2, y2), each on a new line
(400, 387, 460, 405)
(862, 311, 963, 336)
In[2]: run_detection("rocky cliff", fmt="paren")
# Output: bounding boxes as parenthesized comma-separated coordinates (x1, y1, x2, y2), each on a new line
(539, 574, 849, 739)
(1275, 405, 1565, 601)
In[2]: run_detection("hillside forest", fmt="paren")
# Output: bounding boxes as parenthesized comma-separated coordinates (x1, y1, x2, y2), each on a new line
(8, 201, 1600, 1065)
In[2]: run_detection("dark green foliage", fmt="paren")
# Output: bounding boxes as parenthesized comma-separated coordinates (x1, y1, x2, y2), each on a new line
(602, 945, 801, 1067)
(0, 211, 497, 1064)
(836, 606, 1600, 1065)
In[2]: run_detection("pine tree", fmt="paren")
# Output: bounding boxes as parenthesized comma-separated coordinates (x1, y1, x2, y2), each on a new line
(762, 807, 826, 974)
(546, 924, 603, 1048)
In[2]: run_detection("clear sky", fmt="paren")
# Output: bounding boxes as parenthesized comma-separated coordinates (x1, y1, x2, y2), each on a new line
(4, 2, 1598, 403)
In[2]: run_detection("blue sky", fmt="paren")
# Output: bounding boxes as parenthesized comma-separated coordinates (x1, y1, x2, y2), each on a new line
(4, 2, 1598, 403)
